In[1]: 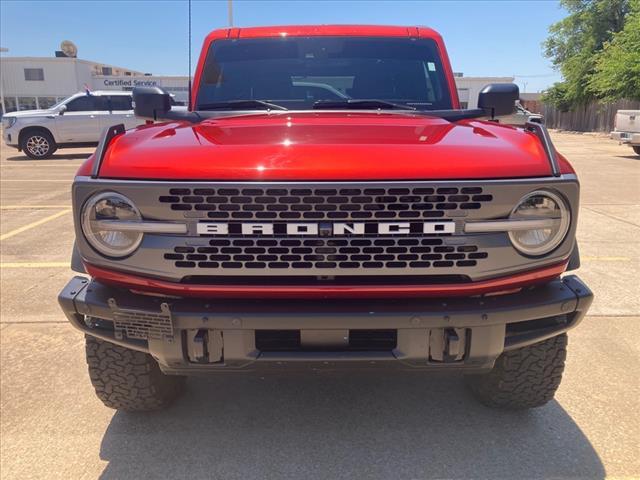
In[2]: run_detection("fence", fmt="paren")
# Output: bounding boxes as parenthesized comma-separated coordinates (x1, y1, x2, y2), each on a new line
(540, 99, 640, 132)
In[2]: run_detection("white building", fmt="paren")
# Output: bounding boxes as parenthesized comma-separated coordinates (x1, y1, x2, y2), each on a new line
(0, 54, 511, 114)
(455, 74, 515, 109)
(0, 56, 189, 114)
(95, 75, 190, 103)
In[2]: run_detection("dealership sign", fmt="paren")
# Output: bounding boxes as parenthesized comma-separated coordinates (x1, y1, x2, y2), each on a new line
(102, 79, 159, 87)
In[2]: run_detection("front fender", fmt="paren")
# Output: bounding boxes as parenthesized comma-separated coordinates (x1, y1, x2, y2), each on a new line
(71, 242, 86, 274)
(567, 241, 580, 271)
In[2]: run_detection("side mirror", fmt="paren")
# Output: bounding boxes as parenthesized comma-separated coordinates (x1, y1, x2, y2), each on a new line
(132, 86, 172, 121)
(478, 83, 519, 118)
(58, 104, 67, 116)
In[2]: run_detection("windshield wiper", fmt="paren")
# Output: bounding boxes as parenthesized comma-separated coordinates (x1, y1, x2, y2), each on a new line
(313, 99, 416, 111)
(198, 100, 288, 111)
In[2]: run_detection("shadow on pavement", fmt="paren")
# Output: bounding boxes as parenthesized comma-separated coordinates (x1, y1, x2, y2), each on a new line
(6, 152, 92, 161)
(614, 154, 640, 161)
(98, 372, 604, 479)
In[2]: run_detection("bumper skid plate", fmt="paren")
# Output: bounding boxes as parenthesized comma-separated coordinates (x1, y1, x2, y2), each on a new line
(59, 275, 593, 373)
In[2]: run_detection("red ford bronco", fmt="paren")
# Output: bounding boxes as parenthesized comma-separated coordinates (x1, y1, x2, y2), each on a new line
(59, 25, 592, 411)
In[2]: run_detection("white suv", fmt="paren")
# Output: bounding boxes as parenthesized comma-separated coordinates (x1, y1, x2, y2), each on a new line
(2, 91, 144, 159)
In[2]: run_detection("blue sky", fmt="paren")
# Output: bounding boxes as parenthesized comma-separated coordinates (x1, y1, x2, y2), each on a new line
(0, 0, 566, 92)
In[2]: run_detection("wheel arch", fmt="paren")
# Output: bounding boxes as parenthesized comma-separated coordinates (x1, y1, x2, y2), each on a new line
(18, 125, 56, 146)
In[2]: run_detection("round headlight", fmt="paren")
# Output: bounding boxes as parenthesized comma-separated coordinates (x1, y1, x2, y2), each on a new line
(508, 190, 570, 256)
(81, 192, 143, 258)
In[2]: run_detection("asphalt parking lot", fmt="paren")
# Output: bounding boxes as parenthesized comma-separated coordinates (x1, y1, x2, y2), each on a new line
(1, 132, 638, 479)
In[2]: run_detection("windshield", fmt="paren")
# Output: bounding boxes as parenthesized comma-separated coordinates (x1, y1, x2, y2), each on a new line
(49, 96, 75, 110)
(196, 36, 453, 111)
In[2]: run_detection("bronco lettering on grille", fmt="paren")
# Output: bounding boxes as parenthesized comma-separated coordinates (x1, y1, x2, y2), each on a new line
(196, 222, 456, 236)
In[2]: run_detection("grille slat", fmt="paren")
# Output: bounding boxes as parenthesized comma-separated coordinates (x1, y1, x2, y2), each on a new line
(154, 183, 498, 275)
(165, 236, 488, 271)
(160, 186, 492, 221)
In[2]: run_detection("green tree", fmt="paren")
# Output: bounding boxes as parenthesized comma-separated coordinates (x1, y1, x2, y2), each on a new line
(588, 0, 640, 100)
(543, 0, 631, 109)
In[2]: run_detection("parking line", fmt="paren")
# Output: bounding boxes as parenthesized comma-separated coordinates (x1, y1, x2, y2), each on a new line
(581, 256, 632, 262)
(0, 164, 80, 168)
(0, 262, 69, 268)
(0, 179, 71, 182)
(0, 209, 71, 241)
(0, 205, 70, 210)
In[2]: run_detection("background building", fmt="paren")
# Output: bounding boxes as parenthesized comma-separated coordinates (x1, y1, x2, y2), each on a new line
(1, 52, 512, 114)
(454, 74, 515, 109)
(94, 74, 190, 103)
(0, 54, 189, 114)
(1, 56, 145, 112)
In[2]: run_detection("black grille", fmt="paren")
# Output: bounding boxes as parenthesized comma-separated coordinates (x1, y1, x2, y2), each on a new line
(180, 275, 470, 285)
(159, 186, 493, 221)
(163, 237, 488, 271)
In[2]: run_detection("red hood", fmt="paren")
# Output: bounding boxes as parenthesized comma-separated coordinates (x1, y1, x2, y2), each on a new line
(94, 112, 568, 181)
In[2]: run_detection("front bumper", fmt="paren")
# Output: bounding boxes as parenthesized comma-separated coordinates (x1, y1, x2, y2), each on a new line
(2, 127, 18, 147)
(59, 275, 592, 374)
(610, 131, 640, 145)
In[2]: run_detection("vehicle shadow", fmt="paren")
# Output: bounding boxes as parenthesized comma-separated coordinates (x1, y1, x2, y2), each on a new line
(614, 154, 639, 161)
(5, 152, 92, 161)
(98, 371, 604, 479)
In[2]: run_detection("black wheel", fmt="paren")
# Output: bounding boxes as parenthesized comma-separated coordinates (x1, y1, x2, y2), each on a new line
(633, 146, 640, 156)
(85, 335, 185, 412)
(20, 129, 57, 159)
(465, 334, 568, 410)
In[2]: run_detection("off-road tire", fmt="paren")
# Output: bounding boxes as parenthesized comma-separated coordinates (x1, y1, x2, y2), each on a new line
(465, 334, 567, 410)
(85, 335, 185, 412)
(633, 146, 640, 156)
(20, 129, 57, 159)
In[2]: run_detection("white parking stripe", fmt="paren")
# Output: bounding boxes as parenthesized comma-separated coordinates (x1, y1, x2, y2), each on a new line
(0, 262, 69, 268)
(0, 209, 71, 241)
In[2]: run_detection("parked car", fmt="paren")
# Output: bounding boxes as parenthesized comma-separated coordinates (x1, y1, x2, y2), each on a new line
(59, 25, 592, 412)
(1, 91, 144, 159)
(610, 110, 640, 156)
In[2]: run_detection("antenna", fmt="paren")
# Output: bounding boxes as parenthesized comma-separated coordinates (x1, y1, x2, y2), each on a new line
(188, 0, 192, 110)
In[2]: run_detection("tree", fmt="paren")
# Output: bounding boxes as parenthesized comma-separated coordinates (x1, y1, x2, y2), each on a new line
(588, 0, 640, 100)
(543, 0, 631, 109)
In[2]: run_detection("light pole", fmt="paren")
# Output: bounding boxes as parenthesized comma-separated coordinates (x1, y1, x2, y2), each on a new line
(0, 47, 8, 116)
(228, 0, 233, 27)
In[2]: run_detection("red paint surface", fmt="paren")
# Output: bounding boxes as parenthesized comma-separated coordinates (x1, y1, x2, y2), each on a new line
(94, 113, 570, 180)
(83, 25, 573, 181)
(76, 154, 95, 176)
(85, 262, 567, 300)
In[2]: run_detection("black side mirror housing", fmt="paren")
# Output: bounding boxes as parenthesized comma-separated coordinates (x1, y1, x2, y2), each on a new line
(132, 86, 172, 121)
(477, 83, 519, 118)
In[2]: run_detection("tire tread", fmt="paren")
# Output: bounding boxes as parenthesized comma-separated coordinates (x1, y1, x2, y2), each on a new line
(85, 335, 185, 412)
(19, 128, 57, 159)
(466, 334, 568, 409)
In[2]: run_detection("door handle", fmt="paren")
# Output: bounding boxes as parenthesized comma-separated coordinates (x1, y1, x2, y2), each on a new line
(89, 115, 96, 118)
